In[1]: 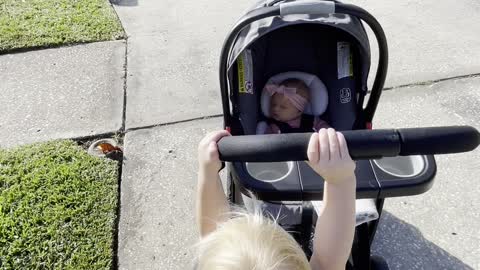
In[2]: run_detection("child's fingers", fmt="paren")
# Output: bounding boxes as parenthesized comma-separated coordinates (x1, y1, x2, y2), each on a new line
(307, 132, 319, 164)
(319, 128, 330, 161)
(213, 130, 231, 142)
(207, 141, 219, 159)
(327, 128, 340, 160)
(204, 130, 231, 145)
(201, 132, 217, 146)
(337, 131, 350, 160)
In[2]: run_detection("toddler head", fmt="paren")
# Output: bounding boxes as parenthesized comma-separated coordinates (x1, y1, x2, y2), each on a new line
(195, 210, 310, 270)
(266, 79, 310, 122)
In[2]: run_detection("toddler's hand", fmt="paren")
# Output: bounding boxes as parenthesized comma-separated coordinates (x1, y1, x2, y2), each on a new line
(307, 128, 356, 184)
(198, 130, 231, 173)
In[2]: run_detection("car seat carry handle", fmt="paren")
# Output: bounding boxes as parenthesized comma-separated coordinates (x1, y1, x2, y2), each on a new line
(279, 0, 335, 16)
(217, 126, 480, 162)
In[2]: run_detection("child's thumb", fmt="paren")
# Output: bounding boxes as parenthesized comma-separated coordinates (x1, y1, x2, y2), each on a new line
(208, 141, 218, 157)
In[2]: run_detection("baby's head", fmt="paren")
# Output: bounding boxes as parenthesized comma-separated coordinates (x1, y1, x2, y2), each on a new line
(268, 79, 310, 122)
(195, 211, 310, 270)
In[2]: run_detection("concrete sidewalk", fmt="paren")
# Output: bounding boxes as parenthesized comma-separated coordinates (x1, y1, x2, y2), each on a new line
(0, 41, 126, 148)
(112, 0, 255, 129)
(348, 0, 480, 88)
(370, 77, 480, 269)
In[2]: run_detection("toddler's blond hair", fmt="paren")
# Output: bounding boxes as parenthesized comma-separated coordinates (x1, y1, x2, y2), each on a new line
(195, 208, 310, 270)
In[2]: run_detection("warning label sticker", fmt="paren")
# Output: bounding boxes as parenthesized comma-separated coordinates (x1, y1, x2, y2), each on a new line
(237, 50, 253, 94)
(337, 42, 353, 79)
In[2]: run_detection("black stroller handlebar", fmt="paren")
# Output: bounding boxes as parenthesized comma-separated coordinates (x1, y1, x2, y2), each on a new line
(218, 126, 480, 162)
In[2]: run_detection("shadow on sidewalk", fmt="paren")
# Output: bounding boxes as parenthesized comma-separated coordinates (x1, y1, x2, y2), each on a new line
(372, 211, 474, 270)
(110, 0, 138, 6)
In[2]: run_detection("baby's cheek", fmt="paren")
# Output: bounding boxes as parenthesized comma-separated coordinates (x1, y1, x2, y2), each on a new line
(291, 107, 301, 116)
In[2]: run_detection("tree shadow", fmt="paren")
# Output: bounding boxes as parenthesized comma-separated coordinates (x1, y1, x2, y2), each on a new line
(371, 211, 475, 270)
(110, 0, 138, 6)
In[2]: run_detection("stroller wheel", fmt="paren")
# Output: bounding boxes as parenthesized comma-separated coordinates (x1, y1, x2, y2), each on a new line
(370, 255, 389, 270)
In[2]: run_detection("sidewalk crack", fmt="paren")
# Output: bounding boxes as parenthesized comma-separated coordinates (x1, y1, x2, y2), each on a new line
(120, 39, 128, 132)
(382, 73, 480, 92)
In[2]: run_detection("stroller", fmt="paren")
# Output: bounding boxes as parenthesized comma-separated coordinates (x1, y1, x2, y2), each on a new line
(215, 0, 480, 269)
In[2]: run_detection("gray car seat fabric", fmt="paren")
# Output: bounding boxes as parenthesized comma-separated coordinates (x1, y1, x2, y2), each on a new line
(233, 24, 360, 135)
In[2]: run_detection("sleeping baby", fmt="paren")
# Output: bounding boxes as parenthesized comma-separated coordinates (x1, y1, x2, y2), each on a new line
(259, 78, 329, 134)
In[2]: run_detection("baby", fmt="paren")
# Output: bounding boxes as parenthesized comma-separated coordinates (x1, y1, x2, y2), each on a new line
(263, 78, 329, 134)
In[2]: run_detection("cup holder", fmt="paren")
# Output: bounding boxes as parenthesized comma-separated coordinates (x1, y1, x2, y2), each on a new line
(373, 155, 426, 178)
(245, 162, 294, 183)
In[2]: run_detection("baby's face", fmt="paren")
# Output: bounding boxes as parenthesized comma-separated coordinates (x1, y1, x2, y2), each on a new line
(270, 94, 302, 122)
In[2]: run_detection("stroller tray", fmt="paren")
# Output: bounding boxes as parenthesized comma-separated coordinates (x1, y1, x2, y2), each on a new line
(231, 155, 436, 201)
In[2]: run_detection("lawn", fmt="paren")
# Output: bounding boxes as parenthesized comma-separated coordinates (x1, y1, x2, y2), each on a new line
(0, 0, 124, 52)
(0, 140, 118, 269)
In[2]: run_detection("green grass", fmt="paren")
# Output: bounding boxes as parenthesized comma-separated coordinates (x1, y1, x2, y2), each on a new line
(0, 140, 118, 269)
(0, 0, 124, 52)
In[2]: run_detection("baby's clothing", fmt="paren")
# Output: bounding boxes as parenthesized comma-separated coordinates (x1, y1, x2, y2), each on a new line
(264, 114, 330, 134)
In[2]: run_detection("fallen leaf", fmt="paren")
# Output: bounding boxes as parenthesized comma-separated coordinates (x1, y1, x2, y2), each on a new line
(97, 143, 122, 154)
